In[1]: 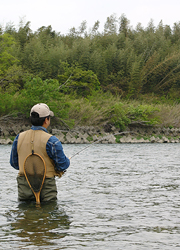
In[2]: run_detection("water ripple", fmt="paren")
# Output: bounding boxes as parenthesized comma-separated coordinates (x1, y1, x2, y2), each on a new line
(0, 143, 180, 249)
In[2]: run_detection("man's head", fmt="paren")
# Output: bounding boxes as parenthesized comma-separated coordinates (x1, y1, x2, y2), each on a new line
(30, 103, 54, 126)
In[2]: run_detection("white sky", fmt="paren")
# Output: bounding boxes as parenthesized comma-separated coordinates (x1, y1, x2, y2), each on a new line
(1, 0, 180, 34)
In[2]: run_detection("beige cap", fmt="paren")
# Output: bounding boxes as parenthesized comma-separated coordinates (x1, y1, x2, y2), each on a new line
(30, 103, 54, 118)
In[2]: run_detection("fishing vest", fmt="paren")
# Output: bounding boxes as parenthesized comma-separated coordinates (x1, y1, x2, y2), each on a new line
(17, 129, 56, 178)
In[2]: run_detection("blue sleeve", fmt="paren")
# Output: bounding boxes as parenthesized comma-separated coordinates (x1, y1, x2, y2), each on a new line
(10, 134, 19, 170)
(46, 136, 70, 171)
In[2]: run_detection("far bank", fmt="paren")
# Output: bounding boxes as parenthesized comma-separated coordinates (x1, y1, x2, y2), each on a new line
(1, 116, 180, 144)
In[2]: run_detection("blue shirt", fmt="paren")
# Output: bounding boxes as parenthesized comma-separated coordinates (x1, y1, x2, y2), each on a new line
(10, 126, 70, 172)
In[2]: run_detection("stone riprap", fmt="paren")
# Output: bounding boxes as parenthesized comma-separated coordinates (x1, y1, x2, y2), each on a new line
(1, 124, 180, 144)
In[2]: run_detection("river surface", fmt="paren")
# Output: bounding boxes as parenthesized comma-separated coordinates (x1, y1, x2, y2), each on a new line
(0, 143, 180, 249)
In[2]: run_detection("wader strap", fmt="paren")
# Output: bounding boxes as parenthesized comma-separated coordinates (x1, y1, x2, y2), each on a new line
(31, 130, 35, 155)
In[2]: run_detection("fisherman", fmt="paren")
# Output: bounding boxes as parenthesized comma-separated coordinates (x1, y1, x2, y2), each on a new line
(10, 103, 70, 202)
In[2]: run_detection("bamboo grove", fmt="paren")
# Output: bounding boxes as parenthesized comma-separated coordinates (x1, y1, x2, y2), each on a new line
(1, 14, 180, 128)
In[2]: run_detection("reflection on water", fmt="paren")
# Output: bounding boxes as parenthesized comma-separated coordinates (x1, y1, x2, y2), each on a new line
(4, 201, 71, 249)
(1, 144, 180, 249)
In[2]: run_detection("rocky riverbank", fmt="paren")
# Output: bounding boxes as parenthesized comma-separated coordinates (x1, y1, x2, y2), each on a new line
(0, 116, 180, 144)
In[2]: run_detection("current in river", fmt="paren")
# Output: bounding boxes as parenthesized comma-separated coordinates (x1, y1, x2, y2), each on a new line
(0, 143, 180, 250)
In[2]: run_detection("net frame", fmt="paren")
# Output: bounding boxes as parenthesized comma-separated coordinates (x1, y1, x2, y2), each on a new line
(23, 152, 46, 204)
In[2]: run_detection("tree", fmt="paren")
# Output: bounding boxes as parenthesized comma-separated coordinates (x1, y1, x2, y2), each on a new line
(58, 64, 100, 96)
(164, 25, 172, 40)
(4, 22, 16, 36)
(0, 65, 28, 93)
(91, 20, 100, 36)
(16, 21, 32, 49)
(0, 33, 18, 75)
(104, 14, 117, 35)
(119, 14, 130, 37)
(146, 19, 155, 33)
(78, 21, 87, 37)
(172, 22, 180, 43)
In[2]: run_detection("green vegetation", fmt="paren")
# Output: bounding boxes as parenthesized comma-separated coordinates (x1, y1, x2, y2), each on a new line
(1, 15, 180, 130)
(115, 134, 123, 143)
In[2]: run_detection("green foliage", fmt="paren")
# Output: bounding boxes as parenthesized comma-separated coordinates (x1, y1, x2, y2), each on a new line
(119, 14, 130, 37)
(109, 103, 131, 130)
(0, 87, 16, 116)
(127, 105, 160, 125)
(1, 65, 29, 93)
(105, 102, 160, 130)
(0, 33, 18, 75)
(2, 18, 180, 98)
(87, 136, 93, 142)
(115, 134, 123, 143)
(2, 17, 180, 130)
(104, 14, 117, 35)
(58, 64, 100, 96)
(16, 21, 33, 48)
(16, 77, 71, 120)
(128, 58, 143, 97)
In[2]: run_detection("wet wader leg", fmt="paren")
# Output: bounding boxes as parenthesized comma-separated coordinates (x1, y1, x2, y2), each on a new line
(17, 176, 35, 201)
(40, 178, 57, 202)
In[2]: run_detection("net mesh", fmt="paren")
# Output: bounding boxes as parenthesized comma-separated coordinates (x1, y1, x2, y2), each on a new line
(24, 154, 46, 193)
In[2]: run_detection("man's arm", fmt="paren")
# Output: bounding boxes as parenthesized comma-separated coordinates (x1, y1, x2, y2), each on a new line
(46, 136, 70, 172)
(10, 134, 19, 170)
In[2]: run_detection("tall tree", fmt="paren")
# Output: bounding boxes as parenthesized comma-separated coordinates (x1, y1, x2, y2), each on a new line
(104, 14, 117, 35)
(119, 14, 130, 37)
(91, 20, 100, 36)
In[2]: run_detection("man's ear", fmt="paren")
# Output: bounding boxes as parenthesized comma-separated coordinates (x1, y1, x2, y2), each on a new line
(43, 117, 48, 125)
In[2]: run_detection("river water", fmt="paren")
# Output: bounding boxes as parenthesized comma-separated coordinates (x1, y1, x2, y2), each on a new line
(0, 143, 180, 249)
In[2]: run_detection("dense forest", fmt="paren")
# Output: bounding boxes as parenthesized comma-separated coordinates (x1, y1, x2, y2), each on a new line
(1, 14, 180, 130)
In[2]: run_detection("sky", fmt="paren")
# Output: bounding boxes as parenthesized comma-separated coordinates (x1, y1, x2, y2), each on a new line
(1, 0, 180, 34)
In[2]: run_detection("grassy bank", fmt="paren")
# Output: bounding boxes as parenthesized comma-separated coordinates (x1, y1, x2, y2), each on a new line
(68, 93, 180, 129)
(1, 85, 180, 131)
